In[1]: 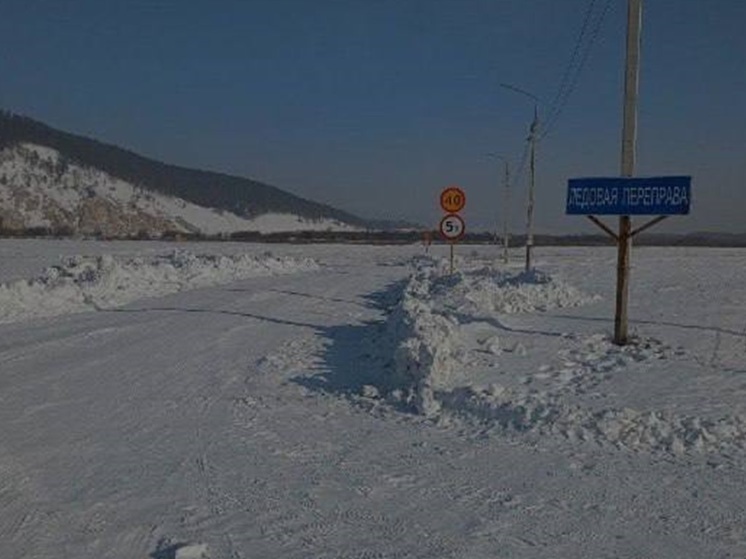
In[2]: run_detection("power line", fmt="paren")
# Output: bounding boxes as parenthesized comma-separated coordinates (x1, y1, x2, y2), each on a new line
(497, 0, 611, 227)
(541, 0, 613, 140)
(543, 0, 599, 128)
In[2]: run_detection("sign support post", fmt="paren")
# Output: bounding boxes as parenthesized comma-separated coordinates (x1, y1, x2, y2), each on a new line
(614, 216, 632, 344)
(569, 177, 690, 347)
(439, 186, 466, 274)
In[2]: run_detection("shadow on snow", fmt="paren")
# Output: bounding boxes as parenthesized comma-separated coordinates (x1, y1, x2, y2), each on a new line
(105, 280, 407, 399)
(290, 280, 406, 397)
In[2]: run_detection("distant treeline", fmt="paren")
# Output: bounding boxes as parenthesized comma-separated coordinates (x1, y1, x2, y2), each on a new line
(2, 224, 745, 247)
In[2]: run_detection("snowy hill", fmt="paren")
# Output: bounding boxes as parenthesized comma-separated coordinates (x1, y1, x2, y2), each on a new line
(0, 111, 399, 236)
(0, 143, 360, 237)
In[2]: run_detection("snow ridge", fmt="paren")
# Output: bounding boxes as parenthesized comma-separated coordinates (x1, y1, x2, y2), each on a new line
(382, 256, 746, 455)
(0, 249, 319, 324)
(437, 385, 746, 455)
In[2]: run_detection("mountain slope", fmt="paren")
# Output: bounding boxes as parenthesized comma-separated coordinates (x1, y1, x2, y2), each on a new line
(0, 110, 375, 233)
(0, 142, 364, 237)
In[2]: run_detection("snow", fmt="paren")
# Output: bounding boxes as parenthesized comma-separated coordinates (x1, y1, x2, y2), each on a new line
(175, 542, 210, 559)
(1, 240, 745, 558)
(382, 255, 746, 454)
(0, 249, 319, 324)
(229, 212, 361, 234)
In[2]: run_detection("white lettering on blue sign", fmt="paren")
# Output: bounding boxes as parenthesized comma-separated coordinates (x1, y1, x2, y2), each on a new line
(568, 186, 620, 210)
(622, 186, 688, 207)
(566, 176, 691, 215)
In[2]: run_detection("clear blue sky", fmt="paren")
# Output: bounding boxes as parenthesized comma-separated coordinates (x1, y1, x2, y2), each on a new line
(1, 0, 744, 233)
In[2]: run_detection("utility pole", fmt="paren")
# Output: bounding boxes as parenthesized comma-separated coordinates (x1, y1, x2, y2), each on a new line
(615, 0, 642, 345)
(526, 107, 538, 272)
(569, 0, 689, 347)
(499, 83, 540, 273)
(502, 158, 511, 264)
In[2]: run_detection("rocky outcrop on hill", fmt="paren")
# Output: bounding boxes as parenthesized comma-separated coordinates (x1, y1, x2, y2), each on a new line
(0, 143, 186, 237)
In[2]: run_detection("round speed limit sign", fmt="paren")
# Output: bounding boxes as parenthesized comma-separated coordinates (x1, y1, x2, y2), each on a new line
(439, 213, 465, 241)
(440, 186, 466, 213)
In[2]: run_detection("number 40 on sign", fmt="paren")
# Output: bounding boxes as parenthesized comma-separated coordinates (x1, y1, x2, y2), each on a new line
(440, 186, 466, 213)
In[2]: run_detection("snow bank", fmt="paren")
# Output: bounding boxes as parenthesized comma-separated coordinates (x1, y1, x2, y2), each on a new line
(384, 280, 461, 415)
(437, 384, 746, 455)
(384, 258, 594, 415)
(420, 259, 597, 316)
(461, 267, 600, 314)
(380, 256, 746, 455)
(0, 249, 319, 324)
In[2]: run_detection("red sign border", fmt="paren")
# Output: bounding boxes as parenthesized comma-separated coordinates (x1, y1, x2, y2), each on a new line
(439, 213, 466, 241)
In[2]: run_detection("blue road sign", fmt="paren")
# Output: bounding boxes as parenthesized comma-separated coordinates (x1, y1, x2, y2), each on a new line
(566, 176, 691, 215)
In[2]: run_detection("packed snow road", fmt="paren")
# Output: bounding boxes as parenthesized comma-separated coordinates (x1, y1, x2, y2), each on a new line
(1, 240, 745, 558)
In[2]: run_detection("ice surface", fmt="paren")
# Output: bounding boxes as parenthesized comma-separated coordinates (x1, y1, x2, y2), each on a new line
(1, 241, 745, 558)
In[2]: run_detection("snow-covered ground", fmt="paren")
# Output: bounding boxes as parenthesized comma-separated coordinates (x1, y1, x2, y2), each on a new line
(1, 239, 745, 558)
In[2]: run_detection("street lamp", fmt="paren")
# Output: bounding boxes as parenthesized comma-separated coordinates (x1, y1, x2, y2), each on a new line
(500, 83, 540, 272)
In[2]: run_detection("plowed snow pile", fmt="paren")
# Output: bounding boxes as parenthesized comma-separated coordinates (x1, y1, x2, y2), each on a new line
(0, 249, 319, 323)
(382, 256, 746, 455)
(425, 263, 598, 315)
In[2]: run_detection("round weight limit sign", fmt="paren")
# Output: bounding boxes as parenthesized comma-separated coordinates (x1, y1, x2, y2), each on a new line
(440, 186, 466, 213)
(439, 213, 465, 241)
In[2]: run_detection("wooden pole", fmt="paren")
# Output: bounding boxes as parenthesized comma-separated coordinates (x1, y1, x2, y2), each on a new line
(502, 160, 510, 264)
(615, 0, 643, 345)
(614, 216, 632, 343)
(525, 107, 538, 272)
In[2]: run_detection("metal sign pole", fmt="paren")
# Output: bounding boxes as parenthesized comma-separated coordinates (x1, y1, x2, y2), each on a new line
(615, 0, 643, 345)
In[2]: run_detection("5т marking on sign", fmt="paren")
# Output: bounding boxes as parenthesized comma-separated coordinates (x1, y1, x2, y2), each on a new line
(438, 186, 466, 274)
(439, 213, 465, 241)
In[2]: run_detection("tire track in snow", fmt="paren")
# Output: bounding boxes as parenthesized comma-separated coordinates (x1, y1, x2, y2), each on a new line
(178, 324, 258, 559)
(0, 448, 65, 558)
